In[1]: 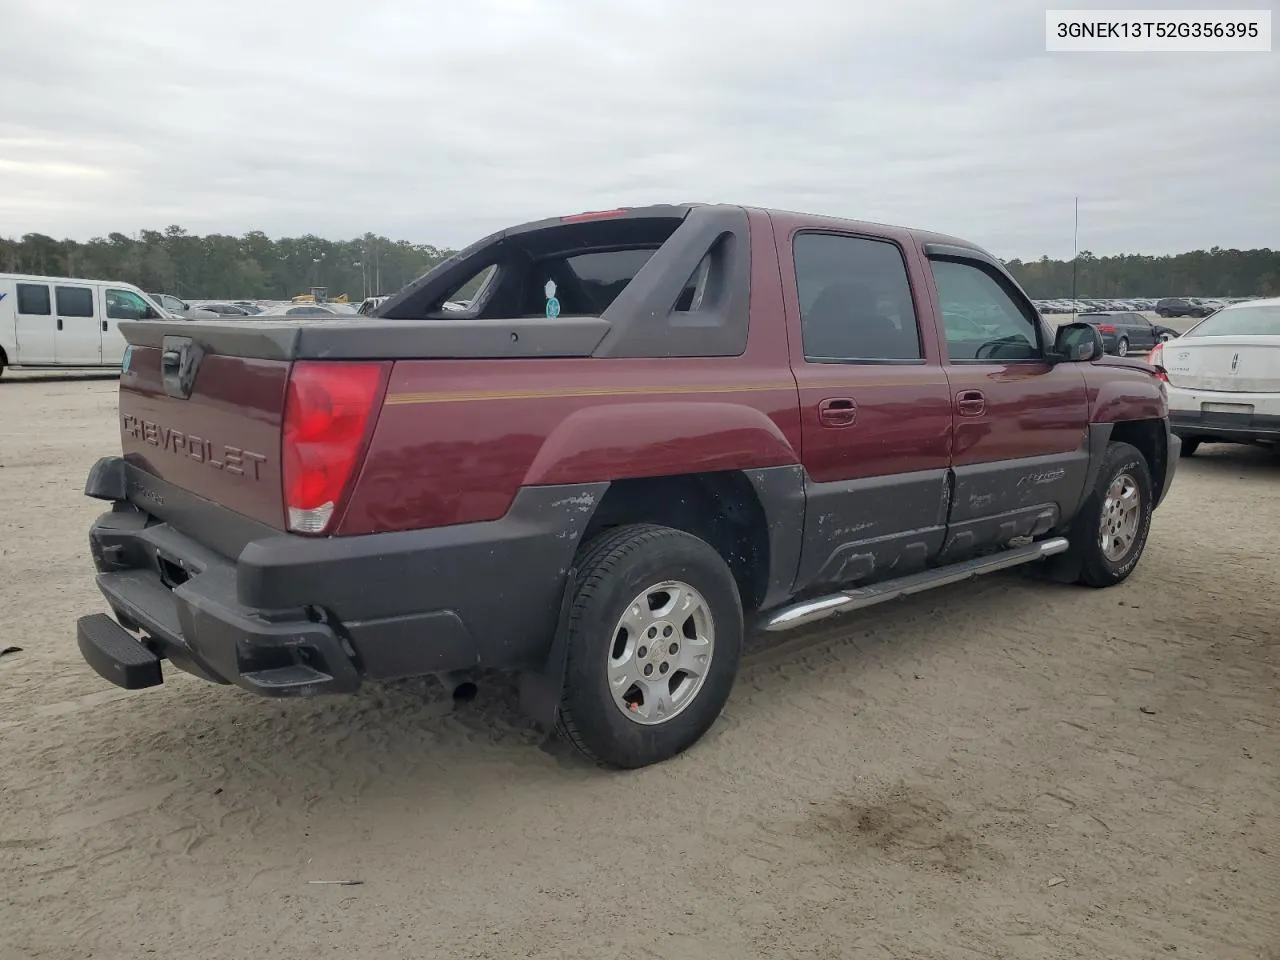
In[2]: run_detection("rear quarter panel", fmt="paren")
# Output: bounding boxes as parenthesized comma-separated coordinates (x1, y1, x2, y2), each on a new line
(340, 358, 801, 534)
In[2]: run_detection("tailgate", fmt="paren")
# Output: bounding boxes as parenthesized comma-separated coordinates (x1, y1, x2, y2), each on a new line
(113, 313, 612, 533)
(119, 327, 292, 529)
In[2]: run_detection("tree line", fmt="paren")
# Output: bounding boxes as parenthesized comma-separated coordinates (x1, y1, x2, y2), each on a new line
(2, 227, 1277, 301)
(1004, 248, 1278, 299)
(0, 227, 454, 302)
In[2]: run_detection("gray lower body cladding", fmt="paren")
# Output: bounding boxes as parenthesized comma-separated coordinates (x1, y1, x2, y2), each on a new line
(80, 460, 608, 696)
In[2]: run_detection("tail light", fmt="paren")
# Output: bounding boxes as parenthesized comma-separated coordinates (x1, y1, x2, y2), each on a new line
(283, 361, 388, 535)
(1147, 342, 1169, 382)
(1097, 324, 1117, 333)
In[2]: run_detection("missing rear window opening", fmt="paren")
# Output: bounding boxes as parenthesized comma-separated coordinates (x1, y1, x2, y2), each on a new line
(559, 248, 659, 314)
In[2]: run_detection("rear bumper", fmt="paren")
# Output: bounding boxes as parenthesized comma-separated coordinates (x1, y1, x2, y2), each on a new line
(78, 458, 607, 696)
(1169, 411, 1280, 443)
(1167, 384, 1280, 444)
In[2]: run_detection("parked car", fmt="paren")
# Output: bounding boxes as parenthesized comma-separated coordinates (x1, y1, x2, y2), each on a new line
(1077, 310, 1166, 356)
(0, 273, 166, 376)
(256, 303, 345, 318)
(1152, 297, 1280, 456)
(192, 301, 253, 317)
(149, 293, 219, 320)
(1155, 297, 1213, 319)
(74, 202, 1178, 770)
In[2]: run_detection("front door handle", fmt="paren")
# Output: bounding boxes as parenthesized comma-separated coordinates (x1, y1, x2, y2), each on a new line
(818, 397, 857, 427)
(956, 389, 986, 417)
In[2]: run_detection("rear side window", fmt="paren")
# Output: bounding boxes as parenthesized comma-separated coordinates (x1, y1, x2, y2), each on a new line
(793, 233, 922, 361)
(16, 283, 51, 315)
(56, 286, 95, 317)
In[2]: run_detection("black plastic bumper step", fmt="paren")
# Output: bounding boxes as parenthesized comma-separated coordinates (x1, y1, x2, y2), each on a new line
(76, 613, 163, 689)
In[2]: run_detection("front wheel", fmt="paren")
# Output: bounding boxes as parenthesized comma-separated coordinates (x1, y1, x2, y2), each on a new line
(1074, 441, 1154, 588)
(556, 524, 744, 769)
(1180, 438, 1200, 458)
(1116, 337, 1129, 357)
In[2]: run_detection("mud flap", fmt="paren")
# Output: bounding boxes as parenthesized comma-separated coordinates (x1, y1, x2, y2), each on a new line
(517, 567, 577, 732)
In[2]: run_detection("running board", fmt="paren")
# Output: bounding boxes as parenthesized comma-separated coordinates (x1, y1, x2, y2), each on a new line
(760, 537, 1070, 633)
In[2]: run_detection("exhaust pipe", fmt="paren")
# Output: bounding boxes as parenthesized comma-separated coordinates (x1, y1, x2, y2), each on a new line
(438, 670, 478, 704)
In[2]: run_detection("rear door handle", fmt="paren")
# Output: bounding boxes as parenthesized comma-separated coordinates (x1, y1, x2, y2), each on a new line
(818, 397, 857, 427)
(956, 389, 985, 417)
(57, 318, 63, 331)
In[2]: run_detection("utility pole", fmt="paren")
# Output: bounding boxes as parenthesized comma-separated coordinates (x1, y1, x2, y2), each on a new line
(1071, 196, 1079, 313)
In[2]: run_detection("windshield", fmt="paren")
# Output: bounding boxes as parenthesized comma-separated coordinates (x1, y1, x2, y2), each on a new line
(1186, 304, 1280, 338)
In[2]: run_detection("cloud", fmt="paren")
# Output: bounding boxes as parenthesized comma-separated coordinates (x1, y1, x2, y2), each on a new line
(0, 0, 1275, 258)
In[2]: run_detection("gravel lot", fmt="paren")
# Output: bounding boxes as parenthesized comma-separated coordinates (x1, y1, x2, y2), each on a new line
(2, 373, 1277, 960)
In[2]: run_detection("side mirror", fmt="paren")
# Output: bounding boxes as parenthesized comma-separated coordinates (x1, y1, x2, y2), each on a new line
(1052, 321, 1103, 362)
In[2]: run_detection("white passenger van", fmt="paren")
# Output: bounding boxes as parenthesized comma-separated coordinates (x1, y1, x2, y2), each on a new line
(0, 273, 172, 377)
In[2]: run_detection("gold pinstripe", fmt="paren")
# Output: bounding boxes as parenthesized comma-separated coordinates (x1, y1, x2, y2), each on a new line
(383, 378, 929, 406)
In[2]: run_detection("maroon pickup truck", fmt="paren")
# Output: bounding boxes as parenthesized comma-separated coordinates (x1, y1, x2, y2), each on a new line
(76, 203, 1178, 769)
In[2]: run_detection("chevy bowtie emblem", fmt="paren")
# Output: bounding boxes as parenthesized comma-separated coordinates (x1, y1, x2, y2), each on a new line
(1230, 352, 1240, 373)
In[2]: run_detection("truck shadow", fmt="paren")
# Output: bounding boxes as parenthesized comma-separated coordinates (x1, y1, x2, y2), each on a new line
(91, 567, 1057, 794)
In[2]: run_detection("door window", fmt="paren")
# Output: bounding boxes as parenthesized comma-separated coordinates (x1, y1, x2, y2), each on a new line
(106, 289, 154, 320)
(16, 283, 51, 315)
(930, 259, 1040, 361)
(793, 233, 922, 361)
(55, 286, 95, 317)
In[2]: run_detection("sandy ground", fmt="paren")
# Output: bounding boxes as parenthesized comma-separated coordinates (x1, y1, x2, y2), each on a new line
(1, 372, 1277, 960)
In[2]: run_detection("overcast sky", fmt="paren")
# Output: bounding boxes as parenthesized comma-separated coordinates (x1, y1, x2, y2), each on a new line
(1, 0, 1275, 259)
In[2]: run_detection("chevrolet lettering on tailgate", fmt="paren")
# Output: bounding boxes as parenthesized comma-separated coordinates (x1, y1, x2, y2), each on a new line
(122, 414, 268, 478)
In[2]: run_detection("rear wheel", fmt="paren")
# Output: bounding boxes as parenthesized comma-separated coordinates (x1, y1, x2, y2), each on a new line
(556, 524, 743, 769)
(1073, 441, 1154, 588)
(1180, 438, 1200, 457)
(1116, 337, 1129, 357)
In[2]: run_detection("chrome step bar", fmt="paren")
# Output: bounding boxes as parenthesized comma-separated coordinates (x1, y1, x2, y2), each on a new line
(760, 537, 1070, 633)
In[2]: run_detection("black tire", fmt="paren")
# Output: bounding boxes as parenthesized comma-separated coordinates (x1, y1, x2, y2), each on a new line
(1072, 442, 1154, 588)
(1117, 337, 1129, 357)
(1156, 309, 1171, 318)
(1180, 438, 1200, 458)
(556, 524, 743, 769)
